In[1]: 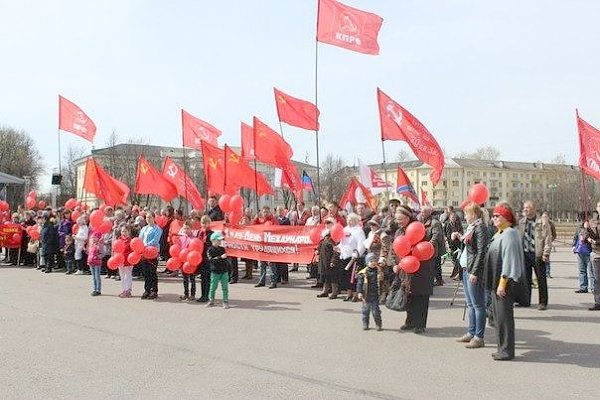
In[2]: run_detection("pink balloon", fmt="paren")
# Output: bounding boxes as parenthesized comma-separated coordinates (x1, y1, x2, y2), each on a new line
(130, 237, 144, 254)
(400, 255, 421, 274)
(330, 223, 344, 243)
(166, 257, 182, 271)
(218, 195, 231, 212)
(393, 236, 411, 257)
(412, 241, 435, 261)
(405, 221, 426, 245)
(127, 252, 141, 265)
(468, 183, 490, 205)
(112, 239, 125, 254)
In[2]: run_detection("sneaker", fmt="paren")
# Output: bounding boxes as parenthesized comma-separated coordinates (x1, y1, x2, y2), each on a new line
(223, 302, 230, 309)
(196, 297, 209, 303)
(74, 270, 84, 275)
(414, 327, 425, 334)
(205, 300, 215, 307)
(141, 292, 150, 299)
(538, 304, 547, 311)
(465, 338, 485, 349)
(179, 295, 188, 301)
(188, 296, 196, 302)
(400, 324, 413, 331)
(588, 304, 600, 311)
(268, 284, 277, 289)
(147, 292, 158, 300)
(254, 283, 265, 288)
(91, 291, 101, 296)
(457, 334, 474, 343)
(575, 289, 588, 293)
(376, 325, 383, 332)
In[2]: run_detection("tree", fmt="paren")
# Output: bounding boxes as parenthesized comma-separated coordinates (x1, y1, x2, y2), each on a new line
(455, 146, 501, 160)
(320, 154, 353, 204)
(550, 154, 566, 165)
(396, 149, 415, 162)
(0, 126, 44, 207)
(58, 145, 86, 205)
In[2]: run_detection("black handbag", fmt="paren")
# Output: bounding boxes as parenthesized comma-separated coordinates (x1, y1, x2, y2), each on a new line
(386, 274, 410, 312)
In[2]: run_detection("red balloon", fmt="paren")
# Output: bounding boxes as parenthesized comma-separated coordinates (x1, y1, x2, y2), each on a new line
(71, 210, 81, 222)
(107, 256, 117, 270)
(468, 183, 490, 205)
(229, 195, 243, 213)
(127, 252, 141, 265)
(187, 250, 203, 266)
(309, 227, 323, 244)
(65, 198, 77, 210)
(330, 223, 345, 243)
(130, 237, 144, 254)
(98, 219, 113, 234)
(393, 236, 411, 257)
(142, 246, 159, 260)
(169, 244, 181, 258)
(405, 221, 426, 245)
(0, 201, 9, 211)
(108, 253, 125, 270)
(218, 195, 231, 212)
(29, 228, 40, 240)
(166, 257, 182, 271)
(28, 190, 36, 199)
(400, 255, 421, 274)
(89, 210, 104, 229)
(155, 215, 167, 228)
(25, 196, 35, 209)
(178, 248, 190, 264)
(412, 241, 435, 261)
(182, 262, 197, 275)
(112, 239, 125, 254)
(38, 200, 46, 209)
(72, 223, 79, 235)
(188, 238, 203, 252)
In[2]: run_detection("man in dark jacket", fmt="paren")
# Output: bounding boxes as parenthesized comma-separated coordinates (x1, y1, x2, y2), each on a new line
(41, 214, 59, 273)
(207, 196, 224, 222)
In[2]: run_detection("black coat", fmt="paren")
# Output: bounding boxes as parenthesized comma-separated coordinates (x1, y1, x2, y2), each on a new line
(459, 223, 489, 277)
(41, 223, 59, 255)
(408, 258, 435, 296)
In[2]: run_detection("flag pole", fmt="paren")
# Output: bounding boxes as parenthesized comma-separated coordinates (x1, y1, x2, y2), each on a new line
(181, 146, 189, 213)
(576, 109, 590, 220)
(314, 0, 322, 210)
(380, 139, 390, 201)
(253, 158, 260, 216)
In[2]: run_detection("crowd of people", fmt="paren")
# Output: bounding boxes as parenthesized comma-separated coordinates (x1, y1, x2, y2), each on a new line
(2, 194, 600, 362)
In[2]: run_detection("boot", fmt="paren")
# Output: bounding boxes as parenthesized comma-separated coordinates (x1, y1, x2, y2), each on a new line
(310, 282, 323, 289)
(317, 284, 331, 298)
(329, 284, 339, 299)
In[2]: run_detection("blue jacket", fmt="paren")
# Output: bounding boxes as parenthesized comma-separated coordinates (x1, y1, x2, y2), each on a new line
(139, 224, 162, 249)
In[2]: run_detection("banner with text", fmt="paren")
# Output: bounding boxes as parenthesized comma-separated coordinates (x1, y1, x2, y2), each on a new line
(0, 223, 23, 249)
(216, 224, 317, 264)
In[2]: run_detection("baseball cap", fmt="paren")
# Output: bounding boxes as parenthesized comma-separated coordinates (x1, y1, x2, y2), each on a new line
(210, 232, 224, 241)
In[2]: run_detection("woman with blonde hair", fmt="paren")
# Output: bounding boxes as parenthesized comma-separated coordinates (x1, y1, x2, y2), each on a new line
(337, 212, 366, 301)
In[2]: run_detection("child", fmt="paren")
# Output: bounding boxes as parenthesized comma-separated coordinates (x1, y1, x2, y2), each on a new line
(179, 221, 197, 301)
(206, 231, 229, 308)
(357, 254, 383, 331)
(87, 231, 103, 296)
(63, 235, 75, 275)
(118, 225, 133, 298)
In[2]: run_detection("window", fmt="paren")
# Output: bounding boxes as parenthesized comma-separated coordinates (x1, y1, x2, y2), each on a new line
(483, 172, 487, 177)
(453, 171, 459, 177)
(452, 201, 458, 206)
(452, 180, 459, 187)
(422, 181, 428, 186)
(499, 182, 503, 188)
(467, 171, 472, 177)
(491, 172, 496, 177)
(499, 172, 503, 177)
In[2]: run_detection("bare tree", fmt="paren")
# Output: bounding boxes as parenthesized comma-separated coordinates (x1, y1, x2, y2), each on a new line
(58, 145, 86, 204)
(0, 126, 44, 206)
(456, 146, 501, 161)
(396, 149, 415, 162)
(550, 154, 566, 165)
(320, 154, 353, 204)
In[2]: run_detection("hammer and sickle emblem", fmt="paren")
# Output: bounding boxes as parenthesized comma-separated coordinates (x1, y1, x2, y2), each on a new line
(277, 95, 286, 104)
(166, 164, 178, 178)
(140, 162, 149, 174)
(208, 158, 218, 169)
(228, 153, 240, 163)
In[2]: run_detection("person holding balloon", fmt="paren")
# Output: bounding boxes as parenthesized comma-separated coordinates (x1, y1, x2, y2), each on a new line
(139, 213, 163, 300)
(454, 202, 489, 349)
(73, 215, 89, 275)
(178, 221, 198, 301)
(393, 205, 435, 334)
(116, 225, 134, 298)
(337, 213, 366, 302)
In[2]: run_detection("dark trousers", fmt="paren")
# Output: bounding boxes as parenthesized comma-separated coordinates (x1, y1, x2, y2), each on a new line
(405, 294, 430, 329)
(45, 252, 57, 271)
(228, 257, 238, 282)
(277, 263, 289, 283)
(183, 273, 196, 297)
(241, 259, 256, 277)
(142, 258, 158, 294)
(199, 270, 210, 300)
(434, 255, 442, 281)
(492, 284, 516, 358)
(524, 252, 548, 306)
(361, 298, 382, 327)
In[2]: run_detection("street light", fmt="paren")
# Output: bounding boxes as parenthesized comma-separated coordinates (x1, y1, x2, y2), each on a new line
(548, 183, 558, 215)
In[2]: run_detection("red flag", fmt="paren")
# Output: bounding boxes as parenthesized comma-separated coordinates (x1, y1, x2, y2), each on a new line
(377, 88, 445, 185)
(182, 109, 221, 149)
(578, 111, 600, 181)
(201, 141, 225, 195)
(224, 145, 273, 196)
(396, 166, 419, 204)
(274, 88, 320, 131)
(420, 188, 431, 207)
(317, 0, 383, 56)
(339, 177, 377, 212)
(280, 161, 303, 200)
(83, 158, 129, 206)
(58, 95, 97, 142)
(134, 155, 178, 202)
(241, 122, 255, 160)
(253, 117, 294, 167)
(162, 156, 205, 210)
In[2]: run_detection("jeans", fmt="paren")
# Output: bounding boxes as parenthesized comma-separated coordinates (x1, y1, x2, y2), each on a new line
(258, 261, 278, 285)
(361, 298, 382, 327)
(462, 269, 486, 339)
(183, 273, 196, 297)
(90, 265, 101, 293)
(65, 259, 75, 273)
(209, 272, 229, 302)
(577, 253, 592, 291)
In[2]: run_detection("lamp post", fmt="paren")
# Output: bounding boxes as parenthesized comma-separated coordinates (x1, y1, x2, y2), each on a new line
(548, 183, 558, 215)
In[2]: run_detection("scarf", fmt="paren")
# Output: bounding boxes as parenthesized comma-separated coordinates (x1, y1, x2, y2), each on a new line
(462, 218, 482, 244)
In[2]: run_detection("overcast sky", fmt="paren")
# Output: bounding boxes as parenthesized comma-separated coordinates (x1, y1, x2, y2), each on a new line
(1, 0, 599, 190)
